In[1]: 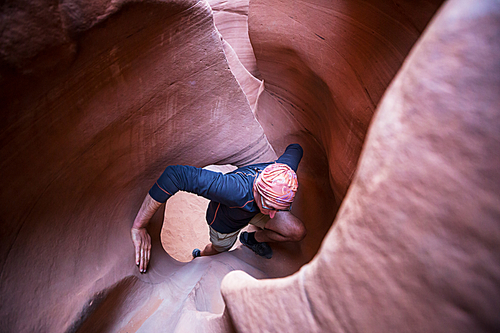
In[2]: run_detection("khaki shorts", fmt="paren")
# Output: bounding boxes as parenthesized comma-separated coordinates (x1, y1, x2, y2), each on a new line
(210, 213, 271, 252)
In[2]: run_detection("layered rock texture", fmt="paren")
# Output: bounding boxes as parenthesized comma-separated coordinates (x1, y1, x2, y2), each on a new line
(1, 0, 499, 332)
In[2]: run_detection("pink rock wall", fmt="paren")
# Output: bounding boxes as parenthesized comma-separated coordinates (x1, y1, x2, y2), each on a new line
(1, 0, 498, 332)
(1, 1, 274, 331)
(223, 0, 500, 332)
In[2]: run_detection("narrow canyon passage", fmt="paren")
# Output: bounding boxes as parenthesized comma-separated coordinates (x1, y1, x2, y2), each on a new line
(1, 0, 499, 332)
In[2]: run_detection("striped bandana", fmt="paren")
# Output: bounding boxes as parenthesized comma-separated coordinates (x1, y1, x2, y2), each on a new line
(255, 163, 298, 208)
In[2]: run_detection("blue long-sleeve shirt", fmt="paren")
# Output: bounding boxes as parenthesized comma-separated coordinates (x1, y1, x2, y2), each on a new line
(149, 144, 303, 233)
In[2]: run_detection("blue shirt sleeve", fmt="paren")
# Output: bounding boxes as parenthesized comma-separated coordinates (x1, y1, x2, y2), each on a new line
(149, 165, 250, 206)
(149, 143, 303, 204)
(276, 143, 303, 172)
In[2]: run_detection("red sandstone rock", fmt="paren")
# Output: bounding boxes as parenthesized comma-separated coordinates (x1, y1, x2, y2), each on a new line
(3, 0, 497, 332)
(208, 0, 261, 78)
(0, 1, 273, 331)
(222, 0, 500, 332)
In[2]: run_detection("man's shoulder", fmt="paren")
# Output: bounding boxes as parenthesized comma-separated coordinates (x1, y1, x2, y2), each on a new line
(232, 163, 271, 175)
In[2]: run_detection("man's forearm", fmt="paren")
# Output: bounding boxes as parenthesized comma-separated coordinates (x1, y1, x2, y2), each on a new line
(132, 193, 162, 229)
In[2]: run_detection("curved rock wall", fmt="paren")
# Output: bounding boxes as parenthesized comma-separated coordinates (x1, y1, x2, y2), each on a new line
(223, 0, 500, 332)
(249, 0, 443, 203)
(0, 1, 274, 331)
(247, 0, 444, 270)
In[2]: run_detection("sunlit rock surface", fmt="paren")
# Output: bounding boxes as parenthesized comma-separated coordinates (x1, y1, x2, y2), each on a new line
(1, 0, 499, 332)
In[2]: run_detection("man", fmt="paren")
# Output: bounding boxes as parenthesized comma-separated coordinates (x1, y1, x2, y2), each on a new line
(131, 144, 306, 273)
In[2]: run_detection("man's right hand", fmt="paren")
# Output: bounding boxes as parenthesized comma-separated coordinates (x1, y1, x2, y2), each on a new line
(131, 227, 151, 273)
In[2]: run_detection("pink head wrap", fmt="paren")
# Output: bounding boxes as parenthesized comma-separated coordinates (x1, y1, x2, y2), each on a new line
(255, 163, 298, 208)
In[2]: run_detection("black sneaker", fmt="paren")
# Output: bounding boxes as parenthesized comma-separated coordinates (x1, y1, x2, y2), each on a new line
(239, 232, 273, 259)
(192, 248, 201, 258)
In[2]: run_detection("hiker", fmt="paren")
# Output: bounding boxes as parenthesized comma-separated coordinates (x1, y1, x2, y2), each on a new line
(131, 144, 306, 273)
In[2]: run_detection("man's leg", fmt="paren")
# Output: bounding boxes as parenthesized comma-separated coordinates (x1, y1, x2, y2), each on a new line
(240, 212, 306, 259)
(200, 243, 221, 256)
(254, 211, 306, 243)
(193, 227, 239, 258)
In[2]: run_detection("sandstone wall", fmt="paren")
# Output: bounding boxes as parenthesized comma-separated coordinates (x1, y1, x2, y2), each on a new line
(223, 0, 500, 332)
(1, 0, 498, 332)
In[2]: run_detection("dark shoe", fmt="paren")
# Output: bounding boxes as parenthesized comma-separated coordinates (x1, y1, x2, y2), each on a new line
(239, 232, 273, 259)
(192, 248, 201, 258)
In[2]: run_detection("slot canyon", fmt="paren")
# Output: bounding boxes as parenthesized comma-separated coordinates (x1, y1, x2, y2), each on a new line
(1, 0, 499, 332)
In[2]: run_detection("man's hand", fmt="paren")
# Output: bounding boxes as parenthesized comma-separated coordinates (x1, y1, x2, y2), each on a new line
(131, 194, 162, 273)
(131, 227, 151, 273)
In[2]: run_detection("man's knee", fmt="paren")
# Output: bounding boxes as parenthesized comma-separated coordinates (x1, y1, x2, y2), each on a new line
(292, 223, 307, 242)
(284, 223, 306, 242)
(265, 213, 306, 242)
